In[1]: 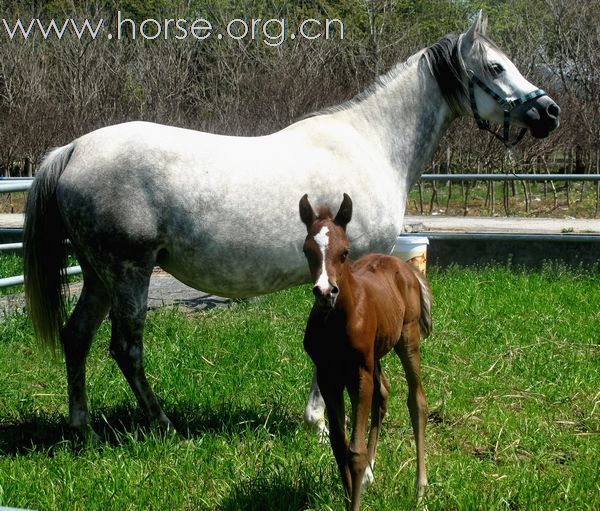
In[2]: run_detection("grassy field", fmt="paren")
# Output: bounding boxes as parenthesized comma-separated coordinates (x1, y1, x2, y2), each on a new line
(0, 265, 598, 510)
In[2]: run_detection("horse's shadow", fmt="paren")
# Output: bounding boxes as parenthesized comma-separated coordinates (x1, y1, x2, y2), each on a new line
(1, 402, 328, 510)
(219, 478, 313, 511)
(0, 399, 301, 456)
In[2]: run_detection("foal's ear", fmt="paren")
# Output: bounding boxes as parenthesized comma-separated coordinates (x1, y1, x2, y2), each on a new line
(299, 194, 316, 228)
(334, 193, 353, 228)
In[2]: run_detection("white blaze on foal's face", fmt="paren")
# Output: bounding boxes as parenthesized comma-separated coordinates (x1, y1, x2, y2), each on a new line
(313, 225, 330, 293)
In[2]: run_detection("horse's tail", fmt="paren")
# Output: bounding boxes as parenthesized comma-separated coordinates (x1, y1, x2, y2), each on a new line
(23, 143, 75, 353)
(414, 269, 433, 338)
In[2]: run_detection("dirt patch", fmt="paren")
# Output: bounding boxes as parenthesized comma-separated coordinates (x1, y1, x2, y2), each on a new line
(0, 274, 229, 318)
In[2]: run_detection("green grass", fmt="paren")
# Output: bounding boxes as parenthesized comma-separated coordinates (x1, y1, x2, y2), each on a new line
(0, 266, 598, 510)
(0, 253, 24, 295)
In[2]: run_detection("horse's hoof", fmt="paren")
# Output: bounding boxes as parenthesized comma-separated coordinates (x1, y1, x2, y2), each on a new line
(69, 425, 101, 447)
(416, 482, 428, 509)
(361, 464, 375, 491)
(153, 417, 182, 439)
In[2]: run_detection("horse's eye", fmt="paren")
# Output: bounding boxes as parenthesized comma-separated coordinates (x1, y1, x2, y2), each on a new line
(341, 250, 349, 262)
(489, 63, 504, 77)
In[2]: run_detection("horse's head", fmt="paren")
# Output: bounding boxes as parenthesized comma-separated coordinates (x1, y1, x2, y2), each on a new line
(429, 10, 560, 145)
(299, 193, 352, 311)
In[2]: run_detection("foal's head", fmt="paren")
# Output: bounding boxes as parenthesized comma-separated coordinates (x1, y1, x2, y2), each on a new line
(299, 193, 353, 311)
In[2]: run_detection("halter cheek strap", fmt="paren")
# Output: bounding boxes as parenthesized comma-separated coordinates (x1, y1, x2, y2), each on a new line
(467, 71, 547, 147)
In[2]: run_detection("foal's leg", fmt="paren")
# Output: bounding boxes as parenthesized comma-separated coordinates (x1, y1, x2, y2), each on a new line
(317, 370, 351, 503)
(395, 323, 428, 497)
(61, 270, 110, 440)
(109, 266, 174, 433)
(304, 369, 328, 441)
(347, 365, 374, 511)
(362, 362, 390, 490)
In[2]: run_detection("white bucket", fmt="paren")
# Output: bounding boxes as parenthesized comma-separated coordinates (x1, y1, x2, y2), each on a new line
(391, 236, 429, 273)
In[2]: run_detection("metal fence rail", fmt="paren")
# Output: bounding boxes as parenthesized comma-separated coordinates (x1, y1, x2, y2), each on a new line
(0, 265, 82, 289)
(419, 173, 600, 182)
(1, 174, 599, 288)
(0, 178, 81, 288)
(0, 177, 33, 193)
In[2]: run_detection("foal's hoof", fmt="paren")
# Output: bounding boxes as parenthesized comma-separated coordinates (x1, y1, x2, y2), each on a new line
(416, 482, 429, 508)
(316, 422, 329, 444)
(303, 414, 330, 443)
(305, 419, 329, 443)
(361, 464, 375, 491)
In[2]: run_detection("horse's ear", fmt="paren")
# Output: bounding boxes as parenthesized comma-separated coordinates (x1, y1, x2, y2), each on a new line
(334, 193, 353, 229)
(299, 194, 316, 229)
(464, 10, 487, 43)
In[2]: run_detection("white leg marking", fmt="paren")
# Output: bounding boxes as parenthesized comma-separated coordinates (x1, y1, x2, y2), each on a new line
(304, 370, 329, 442)
(361, 462, 375, 491)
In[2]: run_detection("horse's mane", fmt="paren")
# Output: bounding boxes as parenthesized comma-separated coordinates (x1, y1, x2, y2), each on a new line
(423, 32, 508, 113)
(301, 31, 506, 119)
(422, 34, 466, 113)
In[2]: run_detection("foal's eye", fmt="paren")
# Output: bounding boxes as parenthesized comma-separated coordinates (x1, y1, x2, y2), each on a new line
(489, 63, 504, 77)
(341, 250, 349, 262)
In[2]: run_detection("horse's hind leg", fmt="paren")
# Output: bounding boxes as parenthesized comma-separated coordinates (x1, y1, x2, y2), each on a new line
(108, 266, 174, 433)
(61, 271, 110, 441)
(362, 362, 390, 490)
(395, 322, 428, 497)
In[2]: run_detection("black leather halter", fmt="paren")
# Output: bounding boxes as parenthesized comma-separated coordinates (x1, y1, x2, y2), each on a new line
(467, 71, 547, 147)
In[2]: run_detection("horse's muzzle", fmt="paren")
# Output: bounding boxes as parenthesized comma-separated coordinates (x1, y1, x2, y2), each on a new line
(313, 284, 339, 311)
(519, 96, 560, 138)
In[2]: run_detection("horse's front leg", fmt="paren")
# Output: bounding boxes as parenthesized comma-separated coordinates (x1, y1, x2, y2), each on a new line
(362, 362, 390, 491)
(347, 364, 374, 511)
(304, 369, 328, 441)
(316, 369, 351, 504)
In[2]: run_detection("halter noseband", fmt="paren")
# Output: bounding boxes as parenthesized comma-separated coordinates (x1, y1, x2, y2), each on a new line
(467, 70, 547, 147)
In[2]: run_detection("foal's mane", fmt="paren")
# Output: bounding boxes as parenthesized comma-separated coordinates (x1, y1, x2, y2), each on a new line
(301, 31, 506, 119)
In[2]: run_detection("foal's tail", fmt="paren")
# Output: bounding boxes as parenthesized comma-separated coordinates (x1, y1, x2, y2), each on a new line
(23, 143, 75, 353)
(415, 270, 433, 338)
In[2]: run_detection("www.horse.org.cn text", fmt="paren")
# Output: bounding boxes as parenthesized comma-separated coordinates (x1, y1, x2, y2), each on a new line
(1, 12, 346, 46)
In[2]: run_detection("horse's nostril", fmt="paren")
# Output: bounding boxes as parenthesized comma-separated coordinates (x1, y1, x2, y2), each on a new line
(312, 286, 321, 297)
(331, 285, 339, 295)
(547, 103, 560, 118)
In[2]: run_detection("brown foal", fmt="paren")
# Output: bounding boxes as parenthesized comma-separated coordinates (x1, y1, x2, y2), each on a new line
(299, 193, 432, 511)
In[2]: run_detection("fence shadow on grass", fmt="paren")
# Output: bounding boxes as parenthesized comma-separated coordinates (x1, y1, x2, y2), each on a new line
(0, 398, 301, 455)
